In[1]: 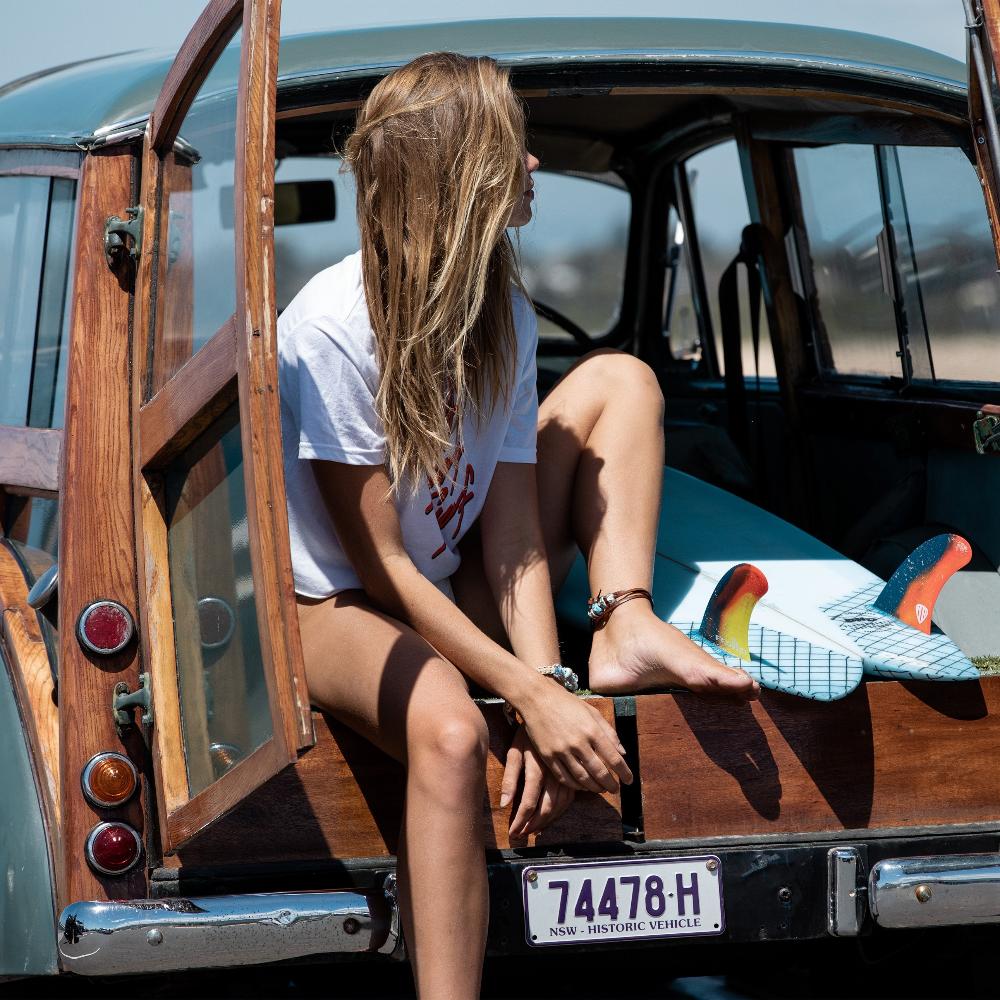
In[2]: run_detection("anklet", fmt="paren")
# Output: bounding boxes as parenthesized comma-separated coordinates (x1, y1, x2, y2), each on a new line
(587, 588, 653, 627)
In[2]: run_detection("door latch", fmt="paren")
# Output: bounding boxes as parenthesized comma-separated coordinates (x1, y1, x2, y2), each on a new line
(113, 671, 152, 733)
(103, 206, 144, 269)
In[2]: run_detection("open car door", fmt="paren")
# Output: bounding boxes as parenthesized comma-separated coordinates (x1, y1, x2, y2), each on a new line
(964, 0, 1000, 265)
(132, 0, 312, 855)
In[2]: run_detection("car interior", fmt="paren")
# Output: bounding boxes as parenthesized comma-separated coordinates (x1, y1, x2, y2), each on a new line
(267, 85, 1000, 672)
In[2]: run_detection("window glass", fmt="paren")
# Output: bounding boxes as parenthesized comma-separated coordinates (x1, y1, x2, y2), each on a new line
(0, 176, 48, 425)
(663, 204, 701, 366)
(891, 145, 1000, 384)
(151, 29, 241, 396)
(794, 144, 901, 378)
(685, 141, 776, 378)
(164, 409, 272, 796)
(517, 171, 629, 340)
(273, 156, 359, 313)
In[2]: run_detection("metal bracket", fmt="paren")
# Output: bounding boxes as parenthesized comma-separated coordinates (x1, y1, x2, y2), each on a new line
(378, 873, 406, 960)
(827, 846, 866, 936)
(113, 672, 153, 733)
(973, 410, 1000, 454)
(104, 206, 144, 269)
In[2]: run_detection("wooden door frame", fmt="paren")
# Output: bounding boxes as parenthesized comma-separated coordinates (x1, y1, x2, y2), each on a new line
(132, 0, 312, 857)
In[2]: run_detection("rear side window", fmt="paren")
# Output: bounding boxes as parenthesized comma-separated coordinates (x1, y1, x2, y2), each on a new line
(0, 175, 75, 428)
(793, 142, 1000, 386)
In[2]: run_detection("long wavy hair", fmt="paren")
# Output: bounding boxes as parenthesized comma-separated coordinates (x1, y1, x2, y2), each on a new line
(343, 52, 527, 493)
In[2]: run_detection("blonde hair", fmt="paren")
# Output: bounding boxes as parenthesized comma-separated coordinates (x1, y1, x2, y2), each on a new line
(343, 52, 526, 492)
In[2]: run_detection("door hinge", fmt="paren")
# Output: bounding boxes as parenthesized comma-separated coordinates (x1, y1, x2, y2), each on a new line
(113, 671, 152, 734)
(104, 205, 144, 269)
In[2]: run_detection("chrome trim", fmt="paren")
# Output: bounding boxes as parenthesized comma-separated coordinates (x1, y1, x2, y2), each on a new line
(77, 600, 135, 655)
(84, 822, 143, 877)
(380, 873, 406, 960)
(26, 563, 58, 611)
(80, 752, 139, 808)
(58, 891, 394, 975)
(869, 853, 1000, 928)
(827, 847, 863, 937)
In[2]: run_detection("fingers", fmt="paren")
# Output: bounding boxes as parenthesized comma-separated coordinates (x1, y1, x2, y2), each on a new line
(590, 732, 633, 787)
(561, 753, 605, 794)
(522, 779, 575, 837)
(509, 752, 545, 836)
(547, 756, 588, 792)
(500, 741, 524, 809)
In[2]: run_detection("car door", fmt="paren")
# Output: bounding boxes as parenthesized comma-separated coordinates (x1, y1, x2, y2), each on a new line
(131, 0, 312, 856)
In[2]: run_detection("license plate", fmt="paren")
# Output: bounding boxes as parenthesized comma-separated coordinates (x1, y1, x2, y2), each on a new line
(522, 855, 724, 947)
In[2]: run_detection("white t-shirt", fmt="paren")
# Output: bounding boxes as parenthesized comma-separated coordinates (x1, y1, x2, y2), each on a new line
(278, 250, 539, 599)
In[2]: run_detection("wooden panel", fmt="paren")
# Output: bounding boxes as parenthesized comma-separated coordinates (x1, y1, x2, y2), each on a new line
(150, 0, 242, 152)
(234, 0, 312, 751)
(0, 427, 61, 493)
(639, 679, 1000, 842)
(171, 702, 622, 866)
(140, 319, 238, 468)
(57, 148, 149, 907)
(0, 548, 60, 861)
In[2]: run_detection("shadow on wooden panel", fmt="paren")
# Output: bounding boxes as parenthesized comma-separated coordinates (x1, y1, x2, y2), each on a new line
(759, 688, 875, 830)
(671, 696, 782, 821)
(898, 679, 987, 720)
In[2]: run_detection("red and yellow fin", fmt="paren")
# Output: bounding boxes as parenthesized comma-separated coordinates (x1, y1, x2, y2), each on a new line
(699, 563, 769, 660)
(872, 533, 972, 634)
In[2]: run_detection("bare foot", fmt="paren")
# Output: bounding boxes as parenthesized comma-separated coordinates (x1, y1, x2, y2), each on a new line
(588, 600, 760, 701)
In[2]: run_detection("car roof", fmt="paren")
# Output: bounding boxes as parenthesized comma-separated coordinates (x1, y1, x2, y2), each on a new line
(0, 17, 967, 148)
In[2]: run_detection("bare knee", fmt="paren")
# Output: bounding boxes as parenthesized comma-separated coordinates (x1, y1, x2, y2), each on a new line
(409, 700, 489, 787)
(575, 349, 664, 417)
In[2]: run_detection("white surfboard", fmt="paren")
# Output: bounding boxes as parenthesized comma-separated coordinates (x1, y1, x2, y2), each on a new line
(556, 468, 977, 692)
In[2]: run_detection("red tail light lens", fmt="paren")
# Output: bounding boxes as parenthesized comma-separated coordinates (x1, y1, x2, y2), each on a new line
(85, 822, 142, 876)
(77, 601, 134, 655)
(81, 752, 138, 808)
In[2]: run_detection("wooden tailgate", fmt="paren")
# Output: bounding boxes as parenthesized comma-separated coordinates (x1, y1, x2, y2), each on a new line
(638, 676, 1000, 841)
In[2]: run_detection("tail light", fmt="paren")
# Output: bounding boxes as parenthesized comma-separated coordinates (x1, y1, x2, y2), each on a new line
(81, 752, 138, 808)
(77, 600, 134, 655)
(85, 822, 142, 876)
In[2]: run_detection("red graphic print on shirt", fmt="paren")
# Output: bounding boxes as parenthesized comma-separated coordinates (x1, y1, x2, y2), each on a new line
(424, 391, 476, 559)
(425, 445, 476, 559)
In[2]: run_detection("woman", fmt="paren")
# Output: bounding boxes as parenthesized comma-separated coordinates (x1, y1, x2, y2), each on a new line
(279, 52, 758, 998)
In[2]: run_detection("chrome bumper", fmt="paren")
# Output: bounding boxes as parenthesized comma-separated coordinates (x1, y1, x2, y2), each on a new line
(869, 853, 1000, 929)
(58, 886, 402, 976)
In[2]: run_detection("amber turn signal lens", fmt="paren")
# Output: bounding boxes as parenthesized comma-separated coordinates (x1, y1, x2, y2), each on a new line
(85, 822, 142, 876)
(81, 752, 138, 808)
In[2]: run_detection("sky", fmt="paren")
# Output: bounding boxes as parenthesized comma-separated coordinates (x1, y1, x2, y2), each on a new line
(0, 1, 969, 88)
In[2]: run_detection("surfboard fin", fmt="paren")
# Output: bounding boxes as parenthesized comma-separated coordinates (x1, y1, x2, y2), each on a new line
(872, 534, 972, 634)
(699, 563, 769, 660)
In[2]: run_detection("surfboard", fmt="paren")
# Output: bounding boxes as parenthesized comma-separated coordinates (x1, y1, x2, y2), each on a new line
(556, 468, 977, 692)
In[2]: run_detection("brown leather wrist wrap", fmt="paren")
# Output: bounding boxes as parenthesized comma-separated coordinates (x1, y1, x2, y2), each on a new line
(586, 588, 654, 628)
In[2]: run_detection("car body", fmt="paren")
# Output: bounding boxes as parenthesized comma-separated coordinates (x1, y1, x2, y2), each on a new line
(2, 0, 1000, 980)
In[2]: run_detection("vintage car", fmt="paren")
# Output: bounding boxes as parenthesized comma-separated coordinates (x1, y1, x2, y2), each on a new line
(2, 0, 1000, 983)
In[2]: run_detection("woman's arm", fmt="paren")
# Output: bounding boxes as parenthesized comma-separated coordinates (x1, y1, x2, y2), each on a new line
(311, 459, 632, 795)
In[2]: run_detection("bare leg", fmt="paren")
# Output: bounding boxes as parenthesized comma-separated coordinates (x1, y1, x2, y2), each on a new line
(536, 350, 759, 700)
(297, 591, 489, 999)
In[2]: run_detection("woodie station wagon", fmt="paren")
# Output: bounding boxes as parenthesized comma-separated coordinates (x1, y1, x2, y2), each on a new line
(3, 0, 1000, 981)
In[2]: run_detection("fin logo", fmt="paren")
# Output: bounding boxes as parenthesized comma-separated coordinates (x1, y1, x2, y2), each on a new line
(915, 603, 929, 625)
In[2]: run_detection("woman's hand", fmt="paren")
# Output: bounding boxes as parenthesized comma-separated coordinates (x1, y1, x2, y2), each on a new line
(501, 726, 575, 838)
(517, 680, 633, 794)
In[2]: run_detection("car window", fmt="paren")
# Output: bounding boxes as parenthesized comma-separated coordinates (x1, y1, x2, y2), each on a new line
(663, 204, 701, 366)
(0, 175, 75, 428)
(150, 30, 241, 395)
(274, 156, 359, 313)
(682, 140, 777, 379)
(794, 142, 1000, 386)
(517, 170, 629, 341)
(888, 144, 1000, 384)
